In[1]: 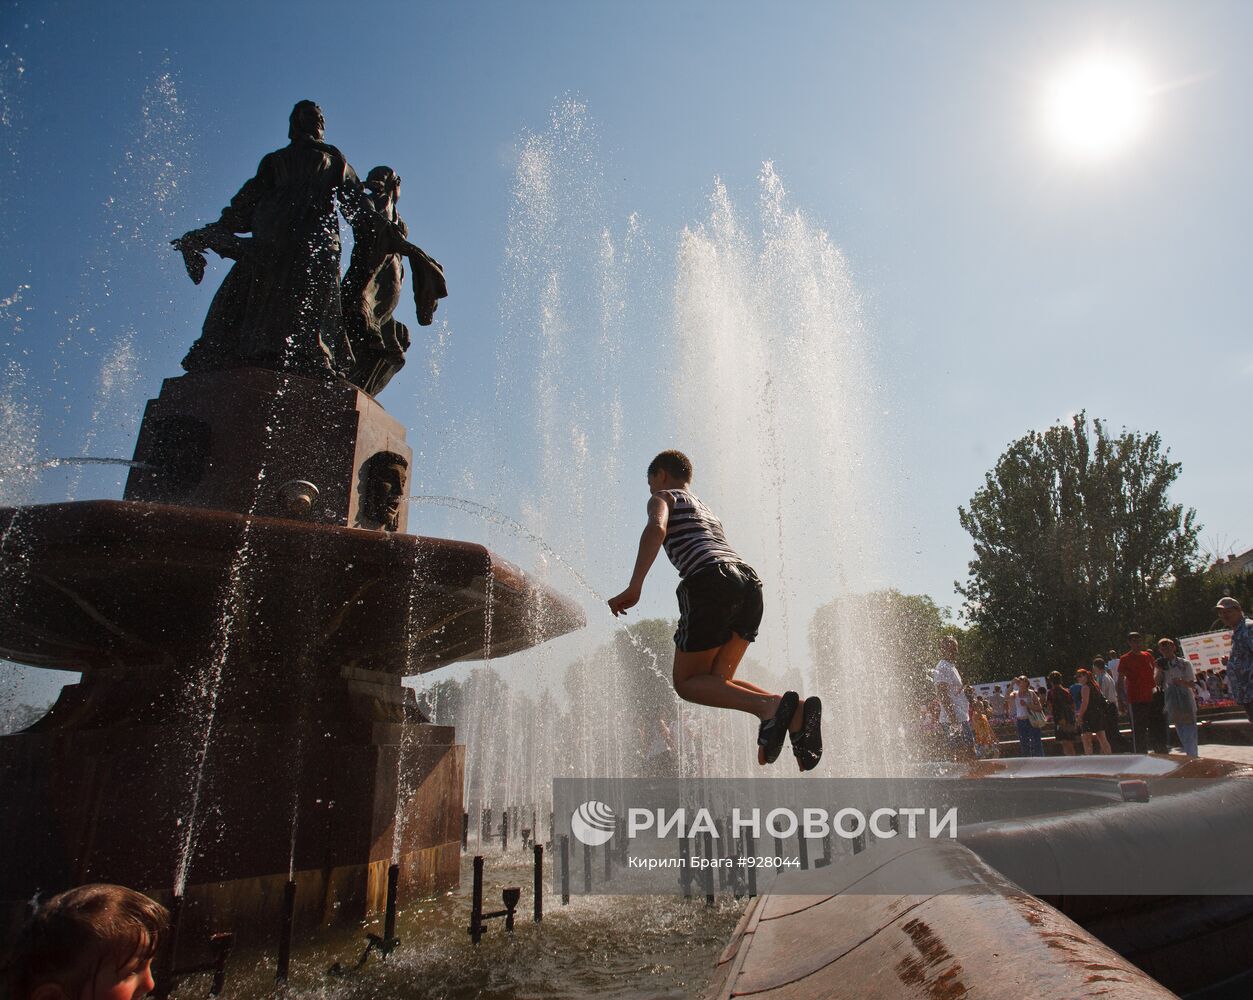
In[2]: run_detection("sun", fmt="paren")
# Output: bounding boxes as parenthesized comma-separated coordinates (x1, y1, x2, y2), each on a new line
(1042, 51, 1150, 162)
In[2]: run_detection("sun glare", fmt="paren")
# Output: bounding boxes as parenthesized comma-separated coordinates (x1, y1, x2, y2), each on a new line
(1042, 51, 1150, 162)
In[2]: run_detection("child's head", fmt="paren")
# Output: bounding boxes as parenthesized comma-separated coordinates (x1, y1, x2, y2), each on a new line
(646, 450, 692, 489)
(4, 884, 168, 1000)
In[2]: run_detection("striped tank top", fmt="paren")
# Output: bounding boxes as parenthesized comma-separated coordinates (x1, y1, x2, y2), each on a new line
(659, 489, 743, 579)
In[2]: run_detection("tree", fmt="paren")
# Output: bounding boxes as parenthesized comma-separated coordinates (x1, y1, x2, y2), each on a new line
(957, 413, 1200, 677)
(1152, 568, 1253, 642)
(809, 589, 949, 708)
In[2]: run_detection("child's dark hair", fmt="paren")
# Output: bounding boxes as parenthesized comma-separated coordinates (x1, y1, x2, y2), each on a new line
(647, 450, 692, 483)
(2, 884, 168, 999)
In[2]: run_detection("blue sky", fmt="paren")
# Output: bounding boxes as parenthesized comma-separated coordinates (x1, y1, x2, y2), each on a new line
(2, 1, 1251, 706)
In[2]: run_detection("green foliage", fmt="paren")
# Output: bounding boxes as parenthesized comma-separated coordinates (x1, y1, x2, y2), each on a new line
(1152, 568, 1253, 641)
(947, 622, 999, 685)
(809, 589, 950, 707)
(957, 413, 1200, 677)
(612, 618, 679, 733)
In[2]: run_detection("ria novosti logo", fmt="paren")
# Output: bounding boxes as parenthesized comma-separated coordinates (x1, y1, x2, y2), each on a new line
(570, 800, 616, 846)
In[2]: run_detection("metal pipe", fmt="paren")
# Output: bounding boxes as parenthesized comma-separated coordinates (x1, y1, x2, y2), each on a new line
(469, 855, 485, 944)
(208, 933, 233, 996)
(462, 812, 469, 850)
(502, 810, 510, 853)
(153, 891, 183, 1000)
(741, 832, 751, 902)
(716, 818, 728, 890)
(616, 816, 628, 863)
(276, 879, 297, 982)
(560, 835, 570, 905)
(816, 830, 833, 868)
(382, 862, 400, 949)
(679, 837, 692, 900)
(502, 887, 520, 932)
(798, 830, 809, 870)
(583, 840, 592, 894)
(703, 830, 715, 906)
(533, 844, 544, 923)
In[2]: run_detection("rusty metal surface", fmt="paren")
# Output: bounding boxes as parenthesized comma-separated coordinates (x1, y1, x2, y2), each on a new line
(707, 840, 1182, 1000)
(0, 499, 584, 674)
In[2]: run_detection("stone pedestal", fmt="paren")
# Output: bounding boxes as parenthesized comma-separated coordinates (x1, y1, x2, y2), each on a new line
(0, 369, 584, 951)
(124, 368, 411, 531)
(0, 666, 463, 947)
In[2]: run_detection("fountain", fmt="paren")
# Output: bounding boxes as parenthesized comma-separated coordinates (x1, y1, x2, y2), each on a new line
(0, 101, 583, 958)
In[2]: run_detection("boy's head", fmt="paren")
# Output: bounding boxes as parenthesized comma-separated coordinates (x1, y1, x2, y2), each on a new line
(4, 884, 168, 1000)
(646, 450, 692, 490)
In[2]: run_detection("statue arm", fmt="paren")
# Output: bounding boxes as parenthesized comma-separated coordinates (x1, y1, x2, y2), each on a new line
(216, 155, 272, 233)
(171, 155, 271, 283)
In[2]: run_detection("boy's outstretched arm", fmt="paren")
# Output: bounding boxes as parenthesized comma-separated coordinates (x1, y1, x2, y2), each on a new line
(608, 495, 669, 616)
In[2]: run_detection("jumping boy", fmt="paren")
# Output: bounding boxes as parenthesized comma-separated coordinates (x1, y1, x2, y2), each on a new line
(1, 883, 169, 1000)
(608, 450, 822, 770)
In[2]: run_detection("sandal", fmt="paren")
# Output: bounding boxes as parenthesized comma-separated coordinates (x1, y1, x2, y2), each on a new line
(790, 696, 823, 772)
(758, 690, 799, 765)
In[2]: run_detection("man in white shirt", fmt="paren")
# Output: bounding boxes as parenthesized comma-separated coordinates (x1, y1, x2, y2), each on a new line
(933, 636, 973, 748)
(1105, 648, 1122, 709)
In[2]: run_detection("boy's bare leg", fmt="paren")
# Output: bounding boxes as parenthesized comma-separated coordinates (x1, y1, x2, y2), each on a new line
(713, 635, 803, 732)
(673, 642, 774, 718)
(673, 634, 804, 732)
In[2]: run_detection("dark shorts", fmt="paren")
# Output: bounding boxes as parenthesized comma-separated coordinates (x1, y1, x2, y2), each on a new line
(674, 561, 764, 653)
(1080, 704, 1105, 734)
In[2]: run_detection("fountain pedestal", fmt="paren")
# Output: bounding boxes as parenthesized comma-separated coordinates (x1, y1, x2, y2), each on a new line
(0, 369, 584, 950)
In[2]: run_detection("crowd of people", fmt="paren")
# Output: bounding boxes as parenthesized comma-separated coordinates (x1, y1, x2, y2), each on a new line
(926, 596, 1253, 760)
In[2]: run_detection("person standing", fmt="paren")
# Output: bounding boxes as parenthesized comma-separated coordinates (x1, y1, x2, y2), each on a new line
(1156, 638, 1199, 757)
(1106, 648, 1123, 709)
(989, 685, 1006, 721)
(971, 701, 999, 759)
(1205, 669, 1224, 703)
(933, 637, 973, 751)
(1116, 632, 1160, 754)
(1216, 597, 1253, 724)
(1008, 675, 1044, 757)
(1075, 668, 1113, 754)
(1091, 657, 1126, 751)
(1048, 671, 1080, 756)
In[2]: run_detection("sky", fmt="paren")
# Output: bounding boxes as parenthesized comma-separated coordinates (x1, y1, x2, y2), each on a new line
(2, 0, 1252, 709)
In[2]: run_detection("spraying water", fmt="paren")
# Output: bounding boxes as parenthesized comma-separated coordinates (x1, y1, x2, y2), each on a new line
(431, 103, 909, 834)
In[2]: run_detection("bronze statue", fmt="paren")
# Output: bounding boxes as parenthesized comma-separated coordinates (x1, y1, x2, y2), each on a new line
(342, 167, 413, 395)
(356, 450, 408, 532)
(174, 101, 446, 394)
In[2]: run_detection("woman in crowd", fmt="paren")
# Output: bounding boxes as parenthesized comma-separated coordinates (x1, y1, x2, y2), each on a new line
(1157, 638, 1199, 757)
(1008, 675, 1044, 757)
(1075, 667, 1113, 755)
(1195, 673, 1211, 705)
(1047, 670, 1079, 756)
